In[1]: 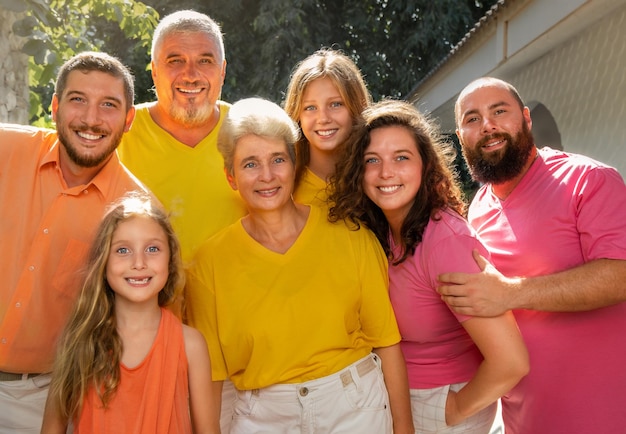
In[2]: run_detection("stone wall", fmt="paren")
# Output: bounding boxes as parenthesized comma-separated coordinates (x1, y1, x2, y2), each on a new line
(0, 9, 30, 124)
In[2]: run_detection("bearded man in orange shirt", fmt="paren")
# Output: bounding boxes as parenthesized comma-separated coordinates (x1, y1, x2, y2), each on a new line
(0, 51, 146, 433)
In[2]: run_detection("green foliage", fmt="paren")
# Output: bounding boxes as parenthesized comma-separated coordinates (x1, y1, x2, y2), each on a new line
(144, 0, 497, 104)
(1, 0, 158, 123)
(141, 0, 496, 195)
(6, 0, 497, 122)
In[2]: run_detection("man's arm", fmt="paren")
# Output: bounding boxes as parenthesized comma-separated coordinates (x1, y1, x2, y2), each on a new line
(437, 250, 626, 317)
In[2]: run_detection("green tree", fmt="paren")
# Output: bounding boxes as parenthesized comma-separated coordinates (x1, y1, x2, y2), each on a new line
(5, 0, 496, 126)
(1, 0, 158, 124)
(146, 0, 497, 103)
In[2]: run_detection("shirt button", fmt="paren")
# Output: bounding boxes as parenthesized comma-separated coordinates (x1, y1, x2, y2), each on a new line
(29, 265, 35, 271)
(83, 190, 88, 194)
(15, 302, 21, 308)
(43, 228, 49, 234)
(299, 387, 308, 396)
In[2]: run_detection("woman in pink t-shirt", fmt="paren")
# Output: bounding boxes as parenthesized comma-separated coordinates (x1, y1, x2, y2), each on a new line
(331, 100, 529, 433)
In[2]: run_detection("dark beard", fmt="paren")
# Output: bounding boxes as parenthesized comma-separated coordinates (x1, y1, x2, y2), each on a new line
(462, 122, 535, 184)
(57, 126, 122, 168)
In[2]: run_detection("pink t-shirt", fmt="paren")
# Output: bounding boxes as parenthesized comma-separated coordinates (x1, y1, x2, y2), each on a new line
(469, 147, 626, 433)
(389, 208, 487, 389)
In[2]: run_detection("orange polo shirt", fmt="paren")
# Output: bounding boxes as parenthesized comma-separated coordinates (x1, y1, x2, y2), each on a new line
(0, 124, 146, 373)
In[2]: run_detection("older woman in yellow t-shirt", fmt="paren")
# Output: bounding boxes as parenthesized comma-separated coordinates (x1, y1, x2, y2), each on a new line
(185, 97, 413, 434)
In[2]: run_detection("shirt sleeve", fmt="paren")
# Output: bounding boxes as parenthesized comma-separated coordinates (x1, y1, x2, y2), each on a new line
(575, 166, 626, 261)
(185, 244, 229, 381)
(356, 228, 401, 348)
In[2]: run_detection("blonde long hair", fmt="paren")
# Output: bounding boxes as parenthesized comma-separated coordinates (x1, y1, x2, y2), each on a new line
(48, 192, 184, 420)
(283, 48, 372, 185)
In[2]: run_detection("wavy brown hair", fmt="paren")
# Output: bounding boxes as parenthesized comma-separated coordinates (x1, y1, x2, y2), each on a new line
(48, 192, 184, 421)
(330, 100, 466, 264)
(283, 48, 372, 186)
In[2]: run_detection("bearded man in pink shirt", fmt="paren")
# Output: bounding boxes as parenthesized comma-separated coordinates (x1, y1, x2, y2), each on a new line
(438, 77, 626, 433)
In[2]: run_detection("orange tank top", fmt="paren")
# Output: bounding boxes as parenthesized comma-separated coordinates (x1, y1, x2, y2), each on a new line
(75, 308, 191, 434)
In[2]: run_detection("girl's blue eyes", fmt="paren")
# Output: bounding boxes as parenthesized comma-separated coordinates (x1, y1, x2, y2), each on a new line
(303, 101, 343, 111)
(115, 246, 160, 254)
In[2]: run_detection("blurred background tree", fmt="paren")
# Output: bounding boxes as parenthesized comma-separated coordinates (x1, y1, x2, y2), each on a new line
(4, 0, 497, 117)
(3, 0, 494, 196)
(1, 0, 157, 125)
(147, 0, 497, 103)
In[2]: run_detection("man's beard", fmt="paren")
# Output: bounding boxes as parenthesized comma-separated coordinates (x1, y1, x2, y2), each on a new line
(462, 121, 535, 184)
(57, 124, 122, 168)
(169, 102, 213, 127)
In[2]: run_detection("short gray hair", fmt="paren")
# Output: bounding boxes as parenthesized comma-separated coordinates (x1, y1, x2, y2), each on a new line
(218, 98, 300, 174)
(151, 10, 225, 62)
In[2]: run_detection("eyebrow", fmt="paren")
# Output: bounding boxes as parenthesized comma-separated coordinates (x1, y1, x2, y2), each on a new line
(462, 100, 511, 119)
(165, 51, 218, 60)
(364, 148, 415, 156)
(241, 151, 288, 162)
(65, 90, 123, 107)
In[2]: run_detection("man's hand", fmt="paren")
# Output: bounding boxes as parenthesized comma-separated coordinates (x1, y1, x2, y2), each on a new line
(437, 249, 520, 317)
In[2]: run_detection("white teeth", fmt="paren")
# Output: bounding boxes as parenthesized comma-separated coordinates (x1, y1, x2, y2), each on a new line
(485, 140, 504, 148)
(258, 188, 278, 194)
(77, 131, 102, 140)
(127, 278, 150, 284)
(379, 185, 400, 193)
(317, 129, 336, 137)
(179, 88, 201, 94)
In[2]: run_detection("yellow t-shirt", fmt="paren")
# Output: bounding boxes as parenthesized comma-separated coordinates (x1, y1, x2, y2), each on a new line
(186, 205, 400, 390)
(293, 167, 330, 207)
(117, 102, 247, 263)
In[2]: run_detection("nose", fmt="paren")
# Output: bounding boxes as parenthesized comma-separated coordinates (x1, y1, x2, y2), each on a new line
(318, 106, 331, 123)
(132, 252, 147, 270)
(258, 163, 274, 182)
(379, 160, 393, 179)
(182, 62, 201, 81)
(80, 103, 102, 126)
(481, 116, 497, 134)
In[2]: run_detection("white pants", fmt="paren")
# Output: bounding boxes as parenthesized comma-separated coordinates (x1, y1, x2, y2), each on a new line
(231, 354, 392, 434)
(410, 382, 497, 434)
(221, 378, 237, 433)
(0, 373, 51, 434)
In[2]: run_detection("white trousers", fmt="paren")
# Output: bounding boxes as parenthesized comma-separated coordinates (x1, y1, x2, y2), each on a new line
(221, 378, 237, 433)
(231, 354, 392, 434)
(0, 373, 51, 434)
(410, 382, 497, 434)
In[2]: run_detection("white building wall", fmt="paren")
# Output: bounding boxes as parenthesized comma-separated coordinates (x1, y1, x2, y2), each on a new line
(509, 4, 626, 175)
